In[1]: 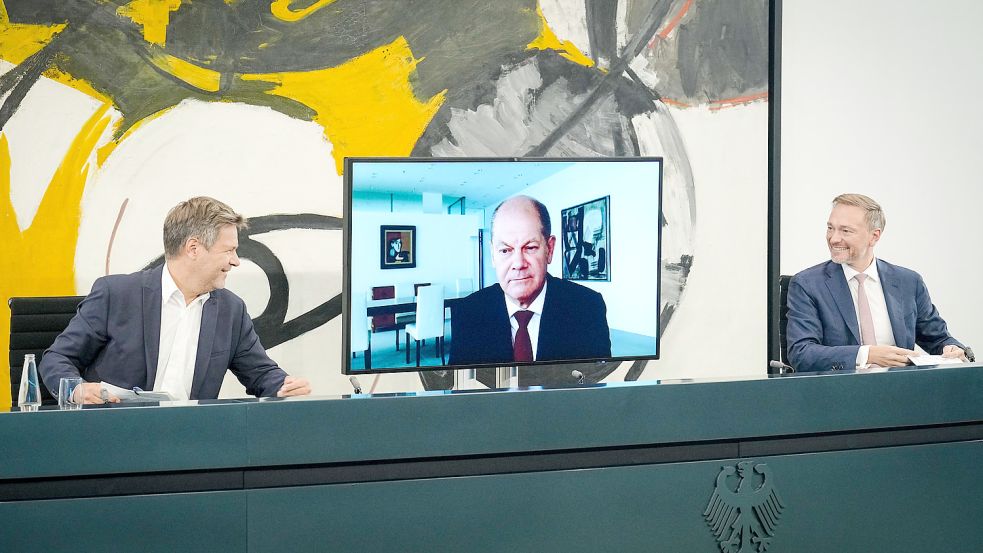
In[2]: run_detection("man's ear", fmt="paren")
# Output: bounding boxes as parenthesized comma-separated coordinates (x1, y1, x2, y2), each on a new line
(184, 237, 202, 259)
(545, 235, 556, 263)
(869, 228, 882, 247)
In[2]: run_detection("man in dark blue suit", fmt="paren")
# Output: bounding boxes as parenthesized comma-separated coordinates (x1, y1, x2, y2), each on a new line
(39, 197, 311, 403)
(449, 195, 611, 367)
(786, 193, 967, 372)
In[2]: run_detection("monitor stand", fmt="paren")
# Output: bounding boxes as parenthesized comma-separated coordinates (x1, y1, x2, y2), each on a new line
(453, 366, 517, 390)
(495, 366, 518, 389)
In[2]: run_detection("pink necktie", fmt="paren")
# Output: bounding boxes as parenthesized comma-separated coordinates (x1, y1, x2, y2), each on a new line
(854, 274, 877, 346)
(513, 310, 534, 362)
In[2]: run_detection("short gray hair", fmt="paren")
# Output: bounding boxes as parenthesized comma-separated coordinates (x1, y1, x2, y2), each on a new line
(163, 197, 247, 258)
(833, 193, 885, 232)
(491, 195, 551, 240)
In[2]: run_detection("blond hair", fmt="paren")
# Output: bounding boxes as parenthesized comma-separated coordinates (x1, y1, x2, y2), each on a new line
(832, 193, 885, 232)
(163, 196, 247, 258)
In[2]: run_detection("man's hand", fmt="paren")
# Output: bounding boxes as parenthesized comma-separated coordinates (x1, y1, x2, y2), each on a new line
(942, 344, 969, 362)
(77, 382, 120, 404)
(277, 376, 311, 397)
(867, 345, 916, 367)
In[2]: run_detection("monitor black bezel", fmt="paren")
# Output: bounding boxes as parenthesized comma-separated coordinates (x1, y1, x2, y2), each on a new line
(342, 156, 664, 376)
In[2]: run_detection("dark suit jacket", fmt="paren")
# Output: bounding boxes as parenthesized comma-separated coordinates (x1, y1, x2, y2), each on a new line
(38, 265, 287, 399)
(786, 259, 962, 373)
(449, 275, 611, 366)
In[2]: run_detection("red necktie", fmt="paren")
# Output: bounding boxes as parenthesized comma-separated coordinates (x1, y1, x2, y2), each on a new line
(854, 274, 877, 346)
(513, 310, 534, 362)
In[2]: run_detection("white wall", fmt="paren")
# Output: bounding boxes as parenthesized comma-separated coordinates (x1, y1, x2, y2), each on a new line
(781, 0, 983, 349)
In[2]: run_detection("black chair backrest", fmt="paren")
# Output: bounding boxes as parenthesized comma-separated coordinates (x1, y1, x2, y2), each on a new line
(8, 296, 84, 407)
(778, 275, 793, 364)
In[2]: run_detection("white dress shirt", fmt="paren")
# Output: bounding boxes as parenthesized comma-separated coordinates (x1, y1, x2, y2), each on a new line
(504, 279, 548, 361)
(153, 265, 209, 400)
(841, 260, 896, 368)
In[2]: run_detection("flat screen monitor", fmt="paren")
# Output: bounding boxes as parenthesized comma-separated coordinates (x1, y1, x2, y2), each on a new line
(343, 157, 662, 375)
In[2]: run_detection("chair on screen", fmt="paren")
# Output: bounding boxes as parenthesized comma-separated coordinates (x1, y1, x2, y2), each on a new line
(407, 283, 431, 344)
(447, 278, 473, 320)
(370, 285, 405, 351)
(394, 283, 414, 300)
(404, 285, 445, 367)
(8, 296, 84, 408)
(393, 284, 416, 344)
(349, 292, 371, 369)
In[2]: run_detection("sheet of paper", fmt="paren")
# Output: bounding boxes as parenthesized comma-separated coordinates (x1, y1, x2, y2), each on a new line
(907, 355, 963, 367)
(100, 382, 176, 402)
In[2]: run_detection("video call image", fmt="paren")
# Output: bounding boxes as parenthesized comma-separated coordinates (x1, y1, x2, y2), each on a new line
(345, 158, 663, 372)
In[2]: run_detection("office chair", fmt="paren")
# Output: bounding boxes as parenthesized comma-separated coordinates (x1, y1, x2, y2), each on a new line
(8, 296, 84, 408)
(778, 274, 793, 367)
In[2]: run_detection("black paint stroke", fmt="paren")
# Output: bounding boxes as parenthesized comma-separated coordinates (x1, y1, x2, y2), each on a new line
(585, 0, 619, 65)
(0, 46, 55, 131)
(525, 0, 673, 156)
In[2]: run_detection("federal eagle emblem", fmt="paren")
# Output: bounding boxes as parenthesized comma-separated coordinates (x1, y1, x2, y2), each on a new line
(704, 461, 786, 553)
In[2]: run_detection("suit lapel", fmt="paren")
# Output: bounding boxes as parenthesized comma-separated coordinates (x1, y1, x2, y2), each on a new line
(190, 295, 218, 399)
(877, 260, 908, 347)
(823, 263, 861, 345)
(143, 266, 163, 389)
(487, 286, 515, 360)
(538, 279, 558, 360)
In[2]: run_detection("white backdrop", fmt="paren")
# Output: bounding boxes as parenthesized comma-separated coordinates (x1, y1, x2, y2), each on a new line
(781, 0, 983, 350)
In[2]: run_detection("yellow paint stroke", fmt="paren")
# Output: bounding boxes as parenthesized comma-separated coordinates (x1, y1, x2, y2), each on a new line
(0, 1, 65, 64)
(0, 105, 113, 409)
(242, 36, 446, 174)
(43, 66, 113, 105)
(117, 0, 184, 46)
(270, 0, 338, 22)
(150, 51, 222, 92)
(527, 5, 595, 68)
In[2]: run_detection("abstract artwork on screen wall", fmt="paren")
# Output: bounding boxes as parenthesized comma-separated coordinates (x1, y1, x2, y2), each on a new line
(0, 0, 770, 400)
(561, 196, 610, 282)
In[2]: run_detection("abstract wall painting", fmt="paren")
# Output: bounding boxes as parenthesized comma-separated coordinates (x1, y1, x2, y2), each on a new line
(0, 0, 771, 400)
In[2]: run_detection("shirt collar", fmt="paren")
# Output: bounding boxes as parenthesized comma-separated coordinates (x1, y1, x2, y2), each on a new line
(504, 278, 548, 319)
(162, 263, 209, 306)
(841, 258, 880, 284)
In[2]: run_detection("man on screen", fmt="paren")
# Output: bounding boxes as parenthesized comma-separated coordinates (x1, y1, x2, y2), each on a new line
(39, 196, 311, 403)
(449, 195, 611, 366)
(786, 193, 968, 372)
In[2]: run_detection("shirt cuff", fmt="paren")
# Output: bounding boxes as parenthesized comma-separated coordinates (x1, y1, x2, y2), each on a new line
(855, 345, 870, 369)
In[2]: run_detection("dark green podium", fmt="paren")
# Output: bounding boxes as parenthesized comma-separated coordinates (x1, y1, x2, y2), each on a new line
(2, 364, 983, 552)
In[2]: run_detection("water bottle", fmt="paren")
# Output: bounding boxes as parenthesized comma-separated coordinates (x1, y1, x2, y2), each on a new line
(17, 354, 41, 411)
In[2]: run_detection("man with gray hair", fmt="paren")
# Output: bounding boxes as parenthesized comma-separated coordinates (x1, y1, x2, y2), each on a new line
(40, 196, 310, 403)
(449, 195, 610, 367)
(786, 193, 968, 372)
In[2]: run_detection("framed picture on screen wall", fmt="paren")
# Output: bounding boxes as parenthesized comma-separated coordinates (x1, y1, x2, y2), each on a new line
(380, 225, 416, 269)
(561, 196, 610, 281)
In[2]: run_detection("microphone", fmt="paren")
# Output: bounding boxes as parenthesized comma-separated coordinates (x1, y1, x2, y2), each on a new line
(348, 376, 363, 394)
(571, 370, 586, 385)
(768, 360, 795, 374)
